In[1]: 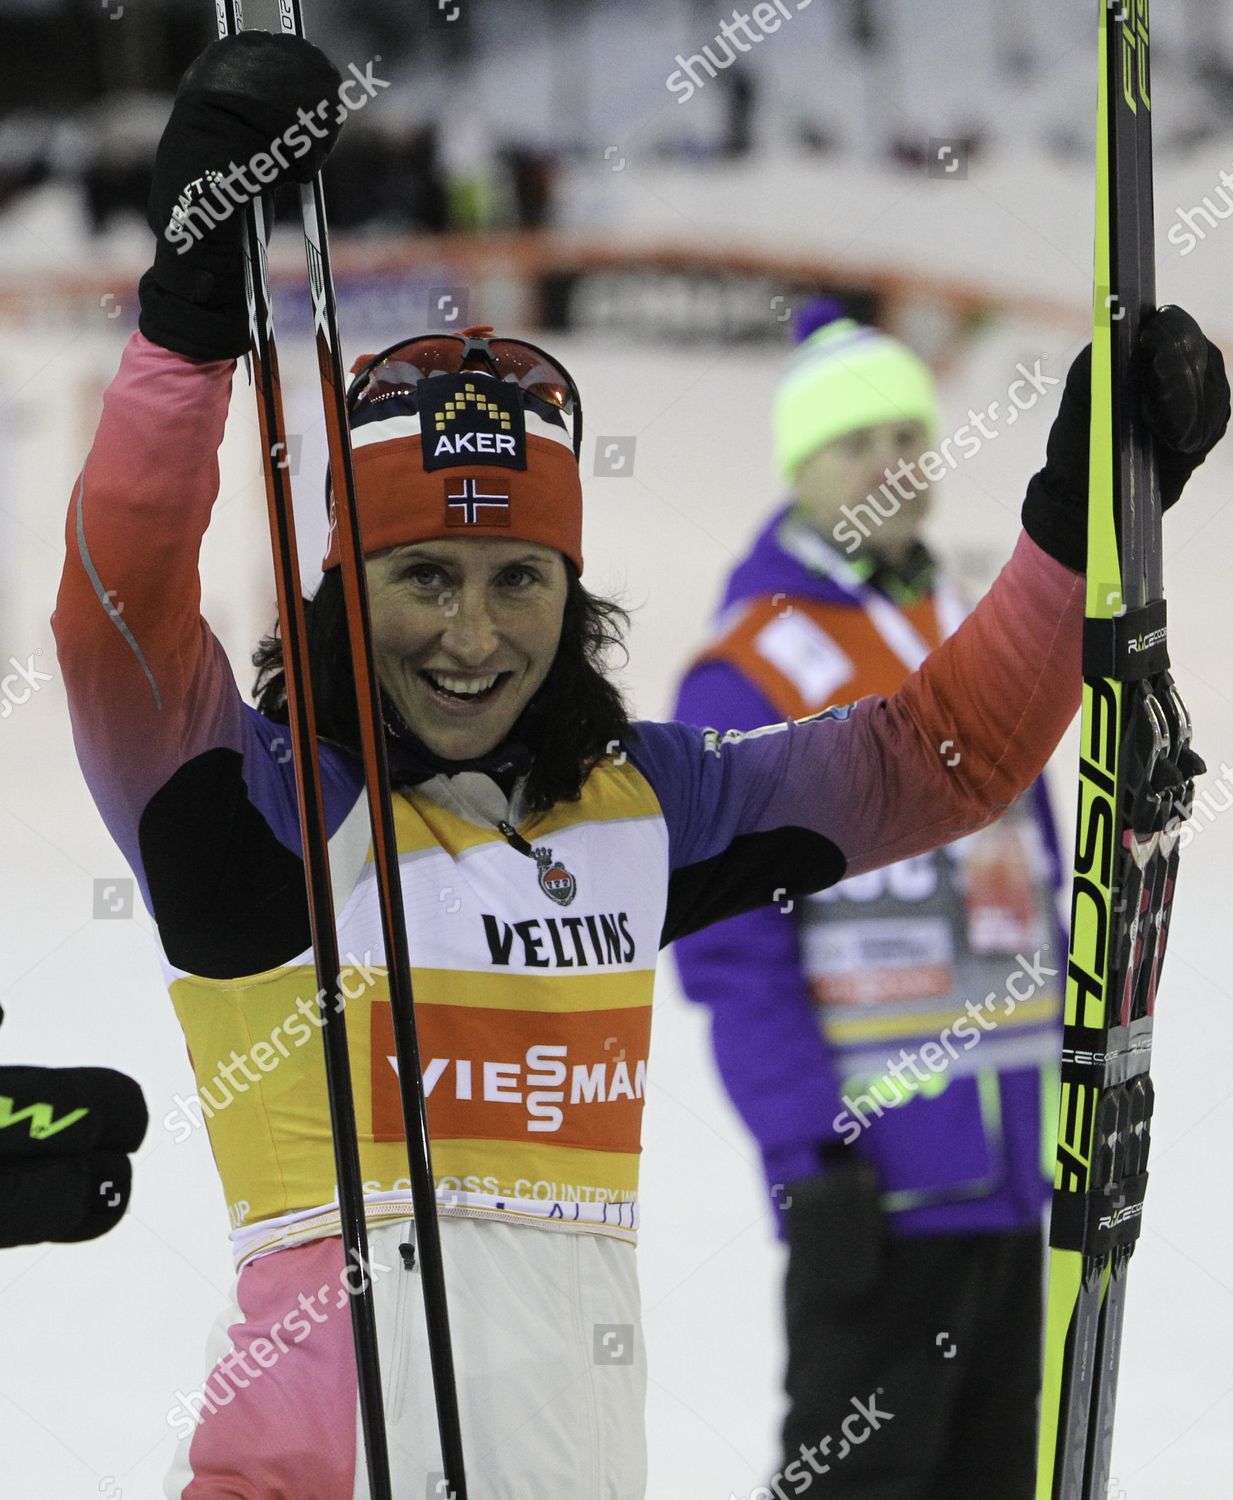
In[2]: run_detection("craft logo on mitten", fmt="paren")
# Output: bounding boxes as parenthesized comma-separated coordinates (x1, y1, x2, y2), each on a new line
(167, 168, 226, 237)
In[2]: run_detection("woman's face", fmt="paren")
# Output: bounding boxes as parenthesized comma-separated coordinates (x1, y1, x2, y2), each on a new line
(366, 537, 569, 762)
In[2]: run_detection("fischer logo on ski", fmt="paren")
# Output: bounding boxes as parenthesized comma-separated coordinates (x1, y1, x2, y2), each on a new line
(1036, 6, 1206, 1498)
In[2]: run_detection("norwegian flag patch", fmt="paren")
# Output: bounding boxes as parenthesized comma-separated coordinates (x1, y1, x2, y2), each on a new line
(444, 478, 511, 527)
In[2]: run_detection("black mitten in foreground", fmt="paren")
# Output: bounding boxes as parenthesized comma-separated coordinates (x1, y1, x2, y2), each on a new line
(0, 1006, 148, 1247)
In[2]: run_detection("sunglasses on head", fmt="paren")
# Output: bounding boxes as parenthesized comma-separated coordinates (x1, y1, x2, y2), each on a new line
(345, 325, 583, 459)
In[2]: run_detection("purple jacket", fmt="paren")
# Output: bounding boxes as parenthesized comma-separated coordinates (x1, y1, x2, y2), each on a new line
(671, 506, 1066, 1238)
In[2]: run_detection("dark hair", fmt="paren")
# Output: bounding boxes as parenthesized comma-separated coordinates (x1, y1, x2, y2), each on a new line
(251, 563, 634, 812)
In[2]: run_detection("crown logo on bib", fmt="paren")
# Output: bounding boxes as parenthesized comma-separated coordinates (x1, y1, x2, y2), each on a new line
(533, 846, 577, 907)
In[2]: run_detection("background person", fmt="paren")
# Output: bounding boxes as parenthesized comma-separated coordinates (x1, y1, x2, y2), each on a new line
(671, 303, 1069, 1498)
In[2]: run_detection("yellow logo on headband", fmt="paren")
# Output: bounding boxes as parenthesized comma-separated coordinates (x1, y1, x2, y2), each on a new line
(434, 382, 514, 433)
(420, 372, 527, 473)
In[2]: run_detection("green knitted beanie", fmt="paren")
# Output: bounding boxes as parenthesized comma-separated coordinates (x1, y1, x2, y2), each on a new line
(773, 315, 939, 482)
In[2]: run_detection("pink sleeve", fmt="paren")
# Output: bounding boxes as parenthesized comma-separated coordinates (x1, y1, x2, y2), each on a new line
(834, 530, 1084, 875)
(633, 531, 1084, 941)
(51, 332, 245, 871)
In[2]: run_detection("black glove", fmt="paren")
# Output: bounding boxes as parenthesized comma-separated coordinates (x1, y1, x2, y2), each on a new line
(0, 1006, 148, 1247)
(1022, 305, 1230, 571)
(139, 32, 344, 362)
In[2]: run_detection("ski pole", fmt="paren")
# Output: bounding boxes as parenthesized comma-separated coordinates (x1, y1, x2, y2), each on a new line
(274, 0, 470, 1491)
(212, 2, 398, 1496)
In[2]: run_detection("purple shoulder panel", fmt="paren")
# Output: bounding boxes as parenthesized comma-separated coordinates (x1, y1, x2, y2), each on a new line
(623, 710, 845, 875)
(236, 707, 366, 856)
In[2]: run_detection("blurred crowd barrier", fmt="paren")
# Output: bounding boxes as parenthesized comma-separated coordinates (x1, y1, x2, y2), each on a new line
(5, 0, 1233, 240)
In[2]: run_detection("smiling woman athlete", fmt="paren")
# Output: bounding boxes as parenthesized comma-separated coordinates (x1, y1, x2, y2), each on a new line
(50, 32, 1228, 1500)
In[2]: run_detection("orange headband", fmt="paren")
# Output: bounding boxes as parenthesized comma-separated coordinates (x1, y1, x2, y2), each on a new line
(321, 371, 584, 573)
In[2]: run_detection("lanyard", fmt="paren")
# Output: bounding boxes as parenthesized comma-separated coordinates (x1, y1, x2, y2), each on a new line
(776, 516, 967, 671)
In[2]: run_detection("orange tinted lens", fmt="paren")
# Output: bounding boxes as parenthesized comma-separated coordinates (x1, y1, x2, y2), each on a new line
(488, 341, 575, 413)
(354, 339, 461, 402)
(353, 337, 575, 415)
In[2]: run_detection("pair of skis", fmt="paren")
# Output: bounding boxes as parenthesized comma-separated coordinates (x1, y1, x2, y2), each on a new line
(1037, 2, 1204, 1496)
(214, 1, 467, 1496)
